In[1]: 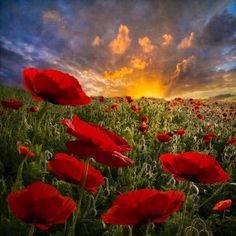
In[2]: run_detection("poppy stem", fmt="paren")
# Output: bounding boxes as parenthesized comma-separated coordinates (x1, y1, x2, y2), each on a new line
(145, 222, 152, 236)
(12, 157, 28, 191)
(28, 225, 35, 236)
(177, 182, 191, 236)
(123, 226, 133, 236)
(70, 158, 91, 236)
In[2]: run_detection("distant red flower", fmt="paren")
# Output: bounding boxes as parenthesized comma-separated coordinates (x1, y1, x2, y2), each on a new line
(141, 115, 148, 123)
(99, 96, 105, 102)
(1, 99, 23, 110)
(174, 130, 185, 135)
(197, 114, 204, 120)
(29, 106, 39, 112)
(139, 122, 148, 133)
(111, 103, 119, 110)
(17, 145, 35, 158)
(126, 96, 133, 103)
(7, 182, 77, 230)
(48, 153, 104, 193)
(156, 133, 171, 142)
(227, 137, 236, 145)
(60, 116, 133, 167)
(167, 131, 175, 137)
(131, 104, 138, 112)
(22, 68, 91, 106)
(159, 152, 229, 183)
(102, 189, 185, 225)
(212, 199, 232, 212)
(203, 132, 218, 144)
(138, 106, 143, 112)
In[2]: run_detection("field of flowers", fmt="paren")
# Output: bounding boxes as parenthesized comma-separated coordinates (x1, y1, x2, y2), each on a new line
(0, 69, 236, 236)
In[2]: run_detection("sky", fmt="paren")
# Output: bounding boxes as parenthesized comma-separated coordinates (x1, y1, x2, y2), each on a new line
(0, 0, 236, 99)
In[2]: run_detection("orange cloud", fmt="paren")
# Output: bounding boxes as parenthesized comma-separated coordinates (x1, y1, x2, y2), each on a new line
(109, 24, 131, 55)
(43, 10, 64, 25)
(162, 34, 173, 47)
(130, 58, 148, 70)
(103, 67, 133, 79)
(175, 55, 196, 78)
(178, 32, 195, 49)
(138, 36, 155, 53)
(92, 36, 103, 47)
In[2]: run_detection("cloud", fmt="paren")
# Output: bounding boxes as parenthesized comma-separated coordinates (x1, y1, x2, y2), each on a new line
(102, 67, 133, 79)
(178, 32, 195, 49)
(43, 10, 65, 26)
(138, 36, 156, 53)
(130, 58, 148, 70)
(174, 55, 196, 81)
(109, 24, 131, 55)
(162, 34, 173, 47)
(92, 36, 103, 47)
(199, 10, 236, 46)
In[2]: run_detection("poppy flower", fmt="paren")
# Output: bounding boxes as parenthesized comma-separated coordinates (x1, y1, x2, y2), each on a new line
(111, 103, 119, 110)
(102, 189, 185, 226)
(131, 105, 138, 112)
(227, 137, 236, 145)
(7, 182, 77, 230)
(1, 99, 23, 110)
(159, 152, 229, 183)
(29, 106, 39, 112)
(22, 68, 91, 106)
(60, 116, 133, 167)
(156, 133, 171, 142)
(174, 130, 185, 135)
(203, 132, 217, 144)
(48, 153, 104, 193)
(99, 96, 105, 102)
(197, 114, 204, 120)
(126, 96, 133, 103)
(141, 115, 148, 123)
(17, 145, 35, 158)
(212, 199, 232, 212)
(139, 122, 148, 133)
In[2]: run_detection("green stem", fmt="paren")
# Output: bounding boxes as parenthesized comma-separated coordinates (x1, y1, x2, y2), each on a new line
(145, 222, 152, 236)
(31, 102, 48, 145)
(123, 226, 133, 236)
(12, 157, 28, 191)
(199, 184, 225, 209)
(177, 182, 192, 236)
(70, 158, 91, 236)
(28, 224, 35, 236)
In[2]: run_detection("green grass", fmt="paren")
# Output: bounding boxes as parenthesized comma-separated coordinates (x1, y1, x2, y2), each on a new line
(0, 86, 236, 236)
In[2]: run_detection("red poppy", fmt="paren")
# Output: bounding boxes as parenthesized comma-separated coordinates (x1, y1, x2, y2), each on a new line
(139, 122, 148, 133)
(203, 132, 217, 144)
(156, 133, 171, 142)
(48, 153, 104, 193)
(174, 129, 185, 135)
(126, 96, 133, 103)
(60, 116, 133, 167)
(212, 199, 232, 212)
(227, 137, 236, 145)
(102, 189, 185, 225)
(1, 99, 23, 110)
(22, 68, 91, 106)
(111, 103, 119, 109)
(99, 96, 105, 102)
(17, 145, 35, 158)
(197, 114, 204, 120)
(29, 106, 39, 112)
(159, 152, 229, 183)
(7, 182, 77, 230)
(131, 104, 138, 112)
(141, 115, 148, 123)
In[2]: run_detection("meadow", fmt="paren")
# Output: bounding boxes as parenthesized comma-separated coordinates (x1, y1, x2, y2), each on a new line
(0, 86, 236, 236)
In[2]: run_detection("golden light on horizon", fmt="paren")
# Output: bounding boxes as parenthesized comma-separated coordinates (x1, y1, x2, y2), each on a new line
(126, 77, 167, 99)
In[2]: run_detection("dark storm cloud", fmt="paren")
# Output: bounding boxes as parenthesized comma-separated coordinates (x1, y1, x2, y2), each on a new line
(199, 10, 236, 46)
(0, 0, 235, 97)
